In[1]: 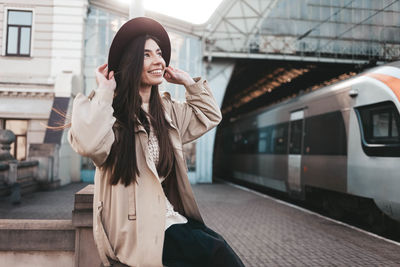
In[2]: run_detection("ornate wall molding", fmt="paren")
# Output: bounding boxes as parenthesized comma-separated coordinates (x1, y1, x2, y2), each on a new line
(0, 89, 54, 99)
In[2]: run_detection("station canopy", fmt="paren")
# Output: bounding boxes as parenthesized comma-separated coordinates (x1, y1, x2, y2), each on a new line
(101, 0, 400, 116)
(152, 0, 399, 117)
(154, 0, 400, 63)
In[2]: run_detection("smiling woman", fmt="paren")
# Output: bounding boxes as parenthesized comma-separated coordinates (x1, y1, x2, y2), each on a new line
(67, 17, 244, 267)
(141, 38, 165, 90)
(116, 0, 223, 24)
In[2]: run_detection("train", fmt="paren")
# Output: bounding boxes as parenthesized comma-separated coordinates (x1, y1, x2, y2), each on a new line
(214, 61, 400, 225)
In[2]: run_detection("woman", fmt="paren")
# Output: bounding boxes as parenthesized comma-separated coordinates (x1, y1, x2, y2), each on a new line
(68, 17, 244, 267)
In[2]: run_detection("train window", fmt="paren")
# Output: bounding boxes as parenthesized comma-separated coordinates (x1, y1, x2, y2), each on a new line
(393, 116, 399, 137)
(243, 130, 258, 153)
(258, 139, 267, 153)
(303, 111, 347, 155)
(258, 128, 271, 153)
(371, 110, 399, 140)
(356, 101, 400, 145)
(372, 112, 390, 137)
(289, 119, 303, 155)
(271, 123, 288, 154)
(230, 123, 288, 155)
(230, 130, 257, 154)
(233, 132, 242, 153)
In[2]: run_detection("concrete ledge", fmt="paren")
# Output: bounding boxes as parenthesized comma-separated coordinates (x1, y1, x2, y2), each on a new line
(72, 210, 93, 227)
(72, 185, 94, 227)
(0, 185, 100, 266)
(0, 219, 73, 230)
(72, 184, 102, 267)
(74, 184, 94, 210)
(0, 219, 75, 251)
(0, 251, 74, 267)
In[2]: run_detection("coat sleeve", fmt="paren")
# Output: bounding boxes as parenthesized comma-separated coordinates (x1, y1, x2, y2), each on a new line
(67, 87, 116, 167)
(164, 77, 222, 144)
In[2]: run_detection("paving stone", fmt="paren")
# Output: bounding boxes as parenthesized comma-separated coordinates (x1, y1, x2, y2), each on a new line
(0, 183, 89, 219)
(192, 183, 400, 267)
(1, 181, 400, 266)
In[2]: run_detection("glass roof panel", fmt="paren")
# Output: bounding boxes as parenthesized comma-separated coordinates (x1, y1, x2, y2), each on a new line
(116, 0, 223, 24)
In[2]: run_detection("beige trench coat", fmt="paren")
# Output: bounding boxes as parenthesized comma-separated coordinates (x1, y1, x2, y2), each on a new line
(68, 78, 222, 267)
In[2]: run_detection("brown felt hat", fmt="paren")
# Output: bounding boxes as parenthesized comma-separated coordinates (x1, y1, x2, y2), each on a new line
(107, 17, 171, 73)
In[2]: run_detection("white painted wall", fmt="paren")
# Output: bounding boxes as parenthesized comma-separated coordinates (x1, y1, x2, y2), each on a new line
(0, 0, 88, 185)
(50, 0, 88, 78)
(0, 0, 87, 102)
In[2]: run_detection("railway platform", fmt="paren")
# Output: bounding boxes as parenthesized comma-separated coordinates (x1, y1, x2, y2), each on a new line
(195, 182, 400, 266)
(1, 181, 400, 266)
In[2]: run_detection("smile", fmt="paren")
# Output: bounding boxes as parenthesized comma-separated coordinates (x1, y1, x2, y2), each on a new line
(149, 69, 163, 75)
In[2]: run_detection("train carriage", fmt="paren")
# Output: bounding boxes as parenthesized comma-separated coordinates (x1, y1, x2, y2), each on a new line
(215, 62, 400, 222)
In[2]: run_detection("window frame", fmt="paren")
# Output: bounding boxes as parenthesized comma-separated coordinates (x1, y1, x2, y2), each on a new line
(2, 7, 34, 57)
(369, 108, 398, 143)
(289, 119, 304, 155)
(271, 123, 289, 154)
(355, 101, 400, 157)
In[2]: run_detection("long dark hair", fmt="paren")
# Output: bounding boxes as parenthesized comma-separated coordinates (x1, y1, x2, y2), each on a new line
(103, 35, 175, 186)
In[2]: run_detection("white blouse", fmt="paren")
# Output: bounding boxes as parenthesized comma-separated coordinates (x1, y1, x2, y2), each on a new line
(142, 103, 188, 230)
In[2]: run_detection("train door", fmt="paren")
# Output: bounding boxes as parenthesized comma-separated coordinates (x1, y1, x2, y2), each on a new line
(288, 110, 304, 192)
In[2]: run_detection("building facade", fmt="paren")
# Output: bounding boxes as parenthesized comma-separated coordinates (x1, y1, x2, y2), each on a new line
(0, 0, 88, 185)
(0, 0, 218, 185)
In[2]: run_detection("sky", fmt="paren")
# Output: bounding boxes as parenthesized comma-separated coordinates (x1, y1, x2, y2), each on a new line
(116, 0, 223, 24)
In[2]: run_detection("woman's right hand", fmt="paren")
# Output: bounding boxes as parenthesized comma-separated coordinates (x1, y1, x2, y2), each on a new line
(95, 63, 116, 91)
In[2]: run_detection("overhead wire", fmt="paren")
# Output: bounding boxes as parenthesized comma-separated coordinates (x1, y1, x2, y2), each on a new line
(297, 0, 355, 40)
(315, 0, 399, 51)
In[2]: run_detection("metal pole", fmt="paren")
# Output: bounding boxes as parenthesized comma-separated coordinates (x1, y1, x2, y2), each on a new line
(130, 0, 145, 19)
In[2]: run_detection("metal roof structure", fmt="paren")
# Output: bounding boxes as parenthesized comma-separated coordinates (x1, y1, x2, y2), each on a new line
(147, 0, 400, 64)
(220, 59, 359, 118)
(90, 0, 400, 116)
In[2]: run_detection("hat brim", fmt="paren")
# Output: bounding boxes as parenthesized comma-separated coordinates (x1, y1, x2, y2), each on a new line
(108, 17, 171, 73)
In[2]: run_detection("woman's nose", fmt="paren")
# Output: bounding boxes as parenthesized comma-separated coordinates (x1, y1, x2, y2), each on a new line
(152, 55, 165, 66)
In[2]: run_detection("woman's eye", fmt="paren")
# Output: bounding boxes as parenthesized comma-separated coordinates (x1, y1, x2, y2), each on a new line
(157, 52, 162, 56)
(144, 53, 150, 57)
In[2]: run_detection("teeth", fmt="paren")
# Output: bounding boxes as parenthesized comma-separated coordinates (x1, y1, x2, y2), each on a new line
(150, 70, 162, 74)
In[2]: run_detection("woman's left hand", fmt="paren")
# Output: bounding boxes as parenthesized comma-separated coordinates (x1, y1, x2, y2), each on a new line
(164, 66, 195, 87)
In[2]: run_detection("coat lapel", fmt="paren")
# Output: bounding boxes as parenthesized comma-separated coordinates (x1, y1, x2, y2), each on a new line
(135, 112, 180, 183)
(137, 131, 159, 181)
(135, 109, 203, 222)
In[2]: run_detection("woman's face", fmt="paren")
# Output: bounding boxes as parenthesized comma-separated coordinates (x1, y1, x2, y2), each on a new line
(141, 38, 166, 88)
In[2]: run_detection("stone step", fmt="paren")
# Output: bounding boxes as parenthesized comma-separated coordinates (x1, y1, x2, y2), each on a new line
(0, 219, 75, 251)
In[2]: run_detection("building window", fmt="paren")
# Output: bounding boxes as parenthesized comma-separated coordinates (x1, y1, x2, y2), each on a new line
(6, 10, 33, 56)
(1, 119, 28, 160)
